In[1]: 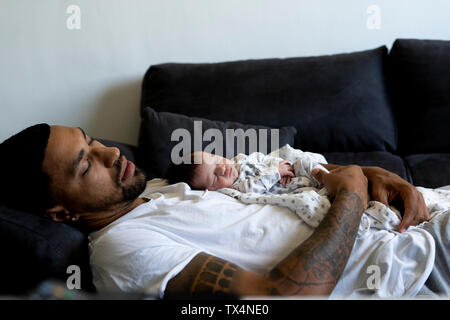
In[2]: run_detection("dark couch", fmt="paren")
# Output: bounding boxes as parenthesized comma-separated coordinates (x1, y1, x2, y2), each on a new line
(1, 38, 449, 295)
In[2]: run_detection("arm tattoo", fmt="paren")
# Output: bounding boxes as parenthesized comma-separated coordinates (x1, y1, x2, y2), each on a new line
(190, 256, 239, 297)
(180, 189, 362, 298)
(267, 189, 363, 295)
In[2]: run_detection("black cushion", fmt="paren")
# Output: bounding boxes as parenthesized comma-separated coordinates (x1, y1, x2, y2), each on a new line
(389, 39, 450, 155)
(405, 154, 450, 188)
(138, 107, 297, 178)
(323, 151, 411, 183)
(0, 206, 94, 294)
(141, 46, 397, 154)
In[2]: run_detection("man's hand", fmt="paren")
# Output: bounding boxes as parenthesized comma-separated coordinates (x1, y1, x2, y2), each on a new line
(278, 160, 295, 185)
(322, 164, 430, 232)
(313, 165, 369, 210)
(362, 166, 429, 232)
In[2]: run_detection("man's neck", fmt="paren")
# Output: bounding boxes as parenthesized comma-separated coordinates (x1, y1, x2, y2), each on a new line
(79, 197, 149, 231)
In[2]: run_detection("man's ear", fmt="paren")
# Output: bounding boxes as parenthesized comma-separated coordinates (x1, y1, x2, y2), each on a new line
(45, 205, 70, 222)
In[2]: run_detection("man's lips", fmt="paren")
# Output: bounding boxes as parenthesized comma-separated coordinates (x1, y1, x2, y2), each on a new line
(120, 157, 136, 182)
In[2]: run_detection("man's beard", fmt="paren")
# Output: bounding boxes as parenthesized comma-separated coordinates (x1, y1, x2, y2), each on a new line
(119, 165, 147, 202)
(82, 159, 147, 213)
(114, 158, 147, 203)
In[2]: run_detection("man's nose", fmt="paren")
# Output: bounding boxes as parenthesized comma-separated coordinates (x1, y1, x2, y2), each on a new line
(91, 146, 121, 168)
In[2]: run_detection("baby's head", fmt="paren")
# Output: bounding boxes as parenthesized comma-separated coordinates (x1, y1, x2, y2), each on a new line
(165, 152, 239, 190)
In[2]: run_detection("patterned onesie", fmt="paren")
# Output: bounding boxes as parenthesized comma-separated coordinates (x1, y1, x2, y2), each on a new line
(225, 150, 331, 227)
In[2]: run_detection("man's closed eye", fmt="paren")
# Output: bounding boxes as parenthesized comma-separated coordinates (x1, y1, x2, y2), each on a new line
(83, 158, 91, 176)
(83, 138, 96, 176)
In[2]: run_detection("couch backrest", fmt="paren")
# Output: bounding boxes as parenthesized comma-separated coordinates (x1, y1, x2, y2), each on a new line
(389, 39, 450, 155)
(140, 46, 397, 157)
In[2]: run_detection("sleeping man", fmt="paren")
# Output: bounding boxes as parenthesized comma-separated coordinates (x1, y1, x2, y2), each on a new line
(0, 123, 448, 298)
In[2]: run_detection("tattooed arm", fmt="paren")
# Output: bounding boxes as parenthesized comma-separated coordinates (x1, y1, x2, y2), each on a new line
(165, 165, 368, 298)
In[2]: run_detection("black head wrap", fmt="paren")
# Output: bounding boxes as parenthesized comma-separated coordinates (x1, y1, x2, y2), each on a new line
(0, 123, 52, 213)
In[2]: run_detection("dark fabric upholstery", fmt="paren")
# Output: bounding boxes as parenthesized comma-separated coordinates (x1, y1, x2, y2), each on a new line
(141, 46, 397, 153)
(405, 154, 450, 188)
(0, 205, 94, 294)
(323, 151, 411, 183)
(138, 107, 297, 178)
(389, 39, 450, 155)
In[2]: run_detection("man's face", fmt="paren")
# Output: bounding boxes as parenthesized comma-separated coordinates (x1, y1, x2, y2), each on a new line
(42, 126, 146, 215)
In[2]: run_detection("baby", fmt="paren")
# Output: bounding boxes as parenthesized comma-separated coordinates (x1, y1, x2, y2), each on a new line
(165, 151, 327, 194)
(166, 149, 415, 229)
(165, 148, 450, 231)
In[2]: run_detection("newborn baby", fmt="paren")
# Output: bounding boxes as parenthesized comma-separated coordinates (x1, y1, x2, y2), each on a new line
(166, 151, 326, 194)
(165, 148, 410, 230)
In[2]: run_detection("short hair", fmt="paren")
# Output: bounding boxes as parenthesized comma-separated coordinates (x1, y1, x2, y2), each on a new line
(164, 162, 199, 187)
(163, 153, 199, 187)
(0, 123, 54, 213)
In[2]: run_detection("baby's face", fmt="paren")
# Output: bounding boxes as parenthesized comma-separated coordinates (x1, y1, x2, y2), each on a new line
(191, 152, 239, 191)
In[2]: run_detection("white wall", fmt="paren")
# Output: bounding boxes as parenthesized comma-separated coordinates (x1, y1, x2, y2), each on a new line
(1, 0, 449, 145)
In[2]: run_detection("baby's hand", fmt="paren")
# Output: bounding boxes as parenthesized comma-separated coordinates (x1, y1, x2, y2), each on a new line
(278, 160, 295, 185)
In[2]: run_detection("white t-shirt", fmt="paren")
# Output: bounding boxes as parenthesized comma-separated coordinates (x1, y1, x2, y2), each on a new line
(88, 179, 435, 298)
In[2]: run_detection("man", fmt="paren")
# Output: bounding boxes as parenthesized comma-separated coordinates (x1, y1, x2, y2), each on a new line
(1, 124, 442, 298)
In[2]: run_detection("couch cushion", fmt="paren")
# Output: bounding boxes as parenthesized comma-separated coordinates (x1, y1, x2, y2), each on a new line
(405, 154, 450, 188)
(323, 151, 411, 183)
(141, 46, 397, 153)
(389, 39, 450, 155)
(0, 206, 94, 294)
(138, 107, 297, 178)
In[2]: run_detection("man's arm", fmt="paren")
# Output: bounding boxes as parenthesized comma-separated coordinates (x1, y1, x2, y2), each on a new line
(165, 165, 367, 298)
(322, 164, 430, 232)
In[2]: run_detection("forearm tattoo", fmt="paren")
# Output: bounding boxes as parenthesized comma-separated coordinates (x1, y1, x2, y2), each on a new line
(190, 256, 239, 297)
(187, 190, 363, 297)
(267, 189, 363, 295)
